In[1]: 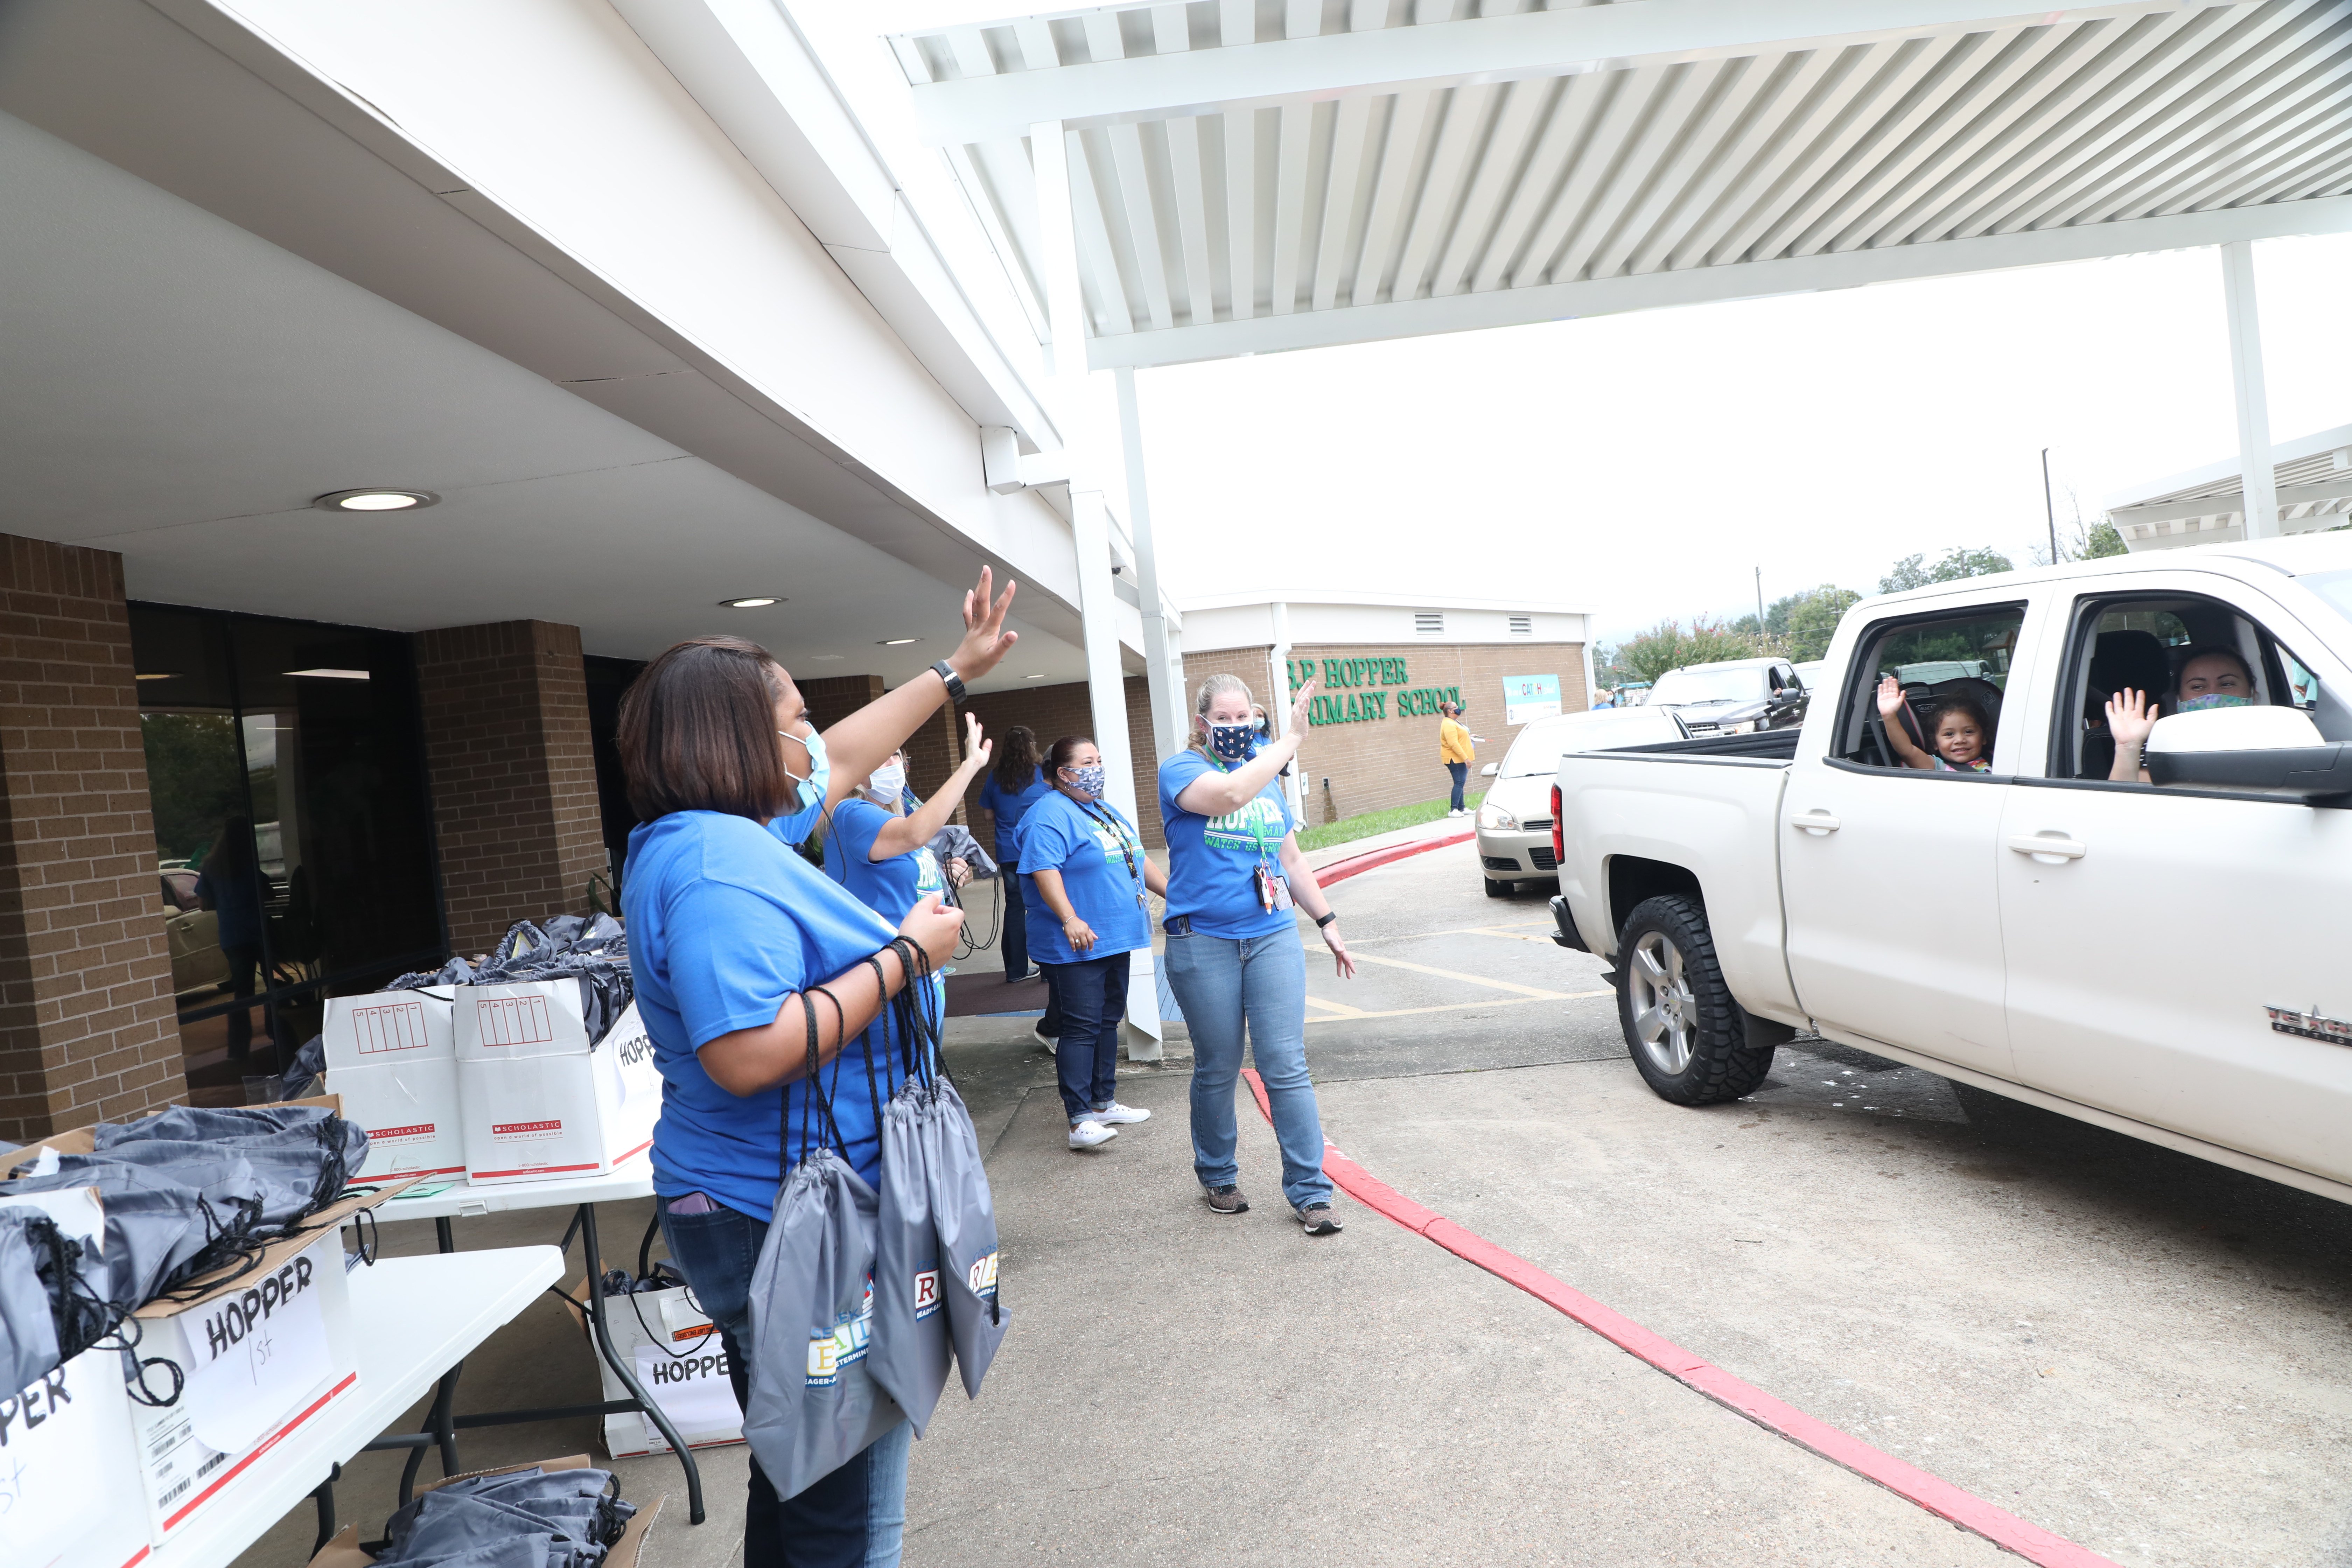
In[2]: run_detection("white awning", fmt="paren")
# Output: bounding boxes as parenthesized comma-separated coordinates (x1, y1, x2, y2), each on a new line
(2106, 422, 2352, 550)
(887, 0, 2352, 370)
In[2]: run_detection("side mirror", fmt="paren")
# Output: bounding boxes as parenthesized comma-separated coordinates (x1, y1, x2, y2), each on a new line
(1479, 762, 1499, 777)
(2145, 707, 2352, 799)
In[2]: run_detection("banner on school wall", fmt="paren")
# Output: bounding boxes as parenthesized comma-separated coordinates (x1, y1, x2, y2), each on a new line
(1503, 674, 1560, 725)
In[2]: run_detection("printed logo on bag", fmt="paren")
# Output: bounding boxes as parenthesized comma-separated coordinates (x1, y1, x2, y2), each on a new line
(195, 1254, 317, 1364)
(368, 1122, 436, 1143)
(913, 1267, 940, 1320)
(966, 1251, 999, 1298)
(807, 1278, 877, 1388)
(646, 1352, 729, 1386)
(491, 1119, 563, 1140)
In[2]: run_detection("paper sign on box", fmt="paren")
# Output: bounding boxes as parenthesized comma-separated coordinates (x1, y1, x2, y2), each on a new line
(455, 988, 658, 1185)
(322, 988, 464, 1181)
(2, 1344, 152, 1568)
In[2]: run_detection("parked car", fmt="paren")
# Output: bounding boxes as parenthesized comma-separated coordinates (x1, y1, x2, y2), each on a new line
(1547, 535, 2352, 1205)
(160, 870, 228, 997)
(1644, 657, 1808, 736)
(1475, 705, 1685, 896)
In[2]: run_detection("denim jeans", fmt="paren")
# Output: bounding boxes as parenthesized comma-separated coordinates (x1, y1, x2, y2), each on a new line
(999, 861, 1030, 980)
(1446, 761, 1468, 811)
(656, 1194, 911, 1568)
(1040, 952, 1128, 1121)
(1162, 926, 1332, 1211)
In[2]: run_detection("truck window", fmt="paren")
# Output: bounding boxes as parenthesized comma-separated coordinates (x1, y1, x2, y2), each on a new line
(2050, 593, 2340, 781)
(1834, 606, 2026, 770)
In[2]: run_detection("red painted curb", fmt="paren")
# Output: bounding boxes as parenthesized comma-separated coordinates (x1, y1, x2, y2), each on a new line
(1311, 828, 1473, 886)
(1240, 1068, 2123, 1568)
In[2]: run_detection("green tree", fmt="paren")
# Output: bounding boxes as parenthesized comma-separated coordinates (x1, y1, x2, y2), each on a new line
(1616, 617, 1767, 684)
(1781, 585, 1863, 662)
(2079, 519, 2126, 559)
(140, 713, 245, 862)
(1878, 545, 2015, 594)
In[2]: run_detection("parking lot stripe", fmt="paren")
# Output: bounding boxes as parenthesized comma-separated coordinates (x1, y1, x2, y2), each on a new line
(1304, 990, 1612, 1024)
(1345, 951, 1573, 999)
(1240, 1069, 2126, 1568)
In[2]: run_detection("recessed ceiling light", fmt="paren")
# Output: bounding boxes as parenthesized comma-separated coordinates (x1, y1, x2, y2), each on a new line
(284, 668, 372, 680)
(1024, 673, 1047, 679)
(720, 596, 782, 609)
(313, 489, 439, 512)
(878, 637, 921, 646)
(134, 671, 180, 681)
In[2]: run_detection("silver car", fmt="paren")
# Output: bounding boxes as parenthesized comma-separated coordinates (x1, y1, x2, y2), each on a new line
(1475, 706, 1686, 897)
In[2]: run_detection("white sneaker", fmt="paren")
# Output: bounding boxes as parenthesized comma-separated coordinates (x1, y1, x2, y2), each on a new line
(1068, 1119, 1117, 1150)
(1089, 1101, 1150, 1125)
(1033, 1024, 1059, 1050)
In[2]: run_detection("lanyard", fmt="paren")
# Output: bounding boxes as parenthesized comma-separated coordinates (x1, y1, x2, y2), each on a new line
(1074, 797, 1146, 907)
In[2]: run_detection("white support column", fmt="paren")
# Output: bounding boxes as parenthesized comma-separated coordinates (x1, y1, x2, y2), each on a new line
(2220, 240, 2281, 541)
(1116, 366, 1186, 759)
(1035, 119, 1161, 1058)
(1270, 600, 1305, 823)
(1581, 623, 1598, 711)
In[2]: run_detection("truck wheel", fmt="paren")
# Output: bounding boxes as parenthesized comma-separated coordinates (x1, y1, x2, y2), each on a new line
(1615, 895, 1773, 1105)
(1484, 877, 1511, 898)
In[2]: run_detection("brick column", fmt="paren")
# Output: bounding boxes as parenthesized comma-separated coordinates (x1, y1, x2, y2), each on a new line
(0, 536, 183, 1140)
(413, 621, 604, 957)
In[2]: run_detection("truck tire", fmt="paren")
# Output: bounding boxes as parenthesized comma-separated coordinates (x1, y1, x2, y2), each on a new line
(1615, 894, 1773, 1105)
(1484, 876, 1511, 898)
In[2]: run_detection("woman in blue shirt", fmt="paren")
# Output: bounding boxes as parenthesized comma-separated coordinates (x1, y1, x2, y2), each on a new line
(1159, 674, 1355, 1234)
(623, 569, 1016, 1568)
(1021, 736, 1167, 1151)
(975, 727, 1051, 984)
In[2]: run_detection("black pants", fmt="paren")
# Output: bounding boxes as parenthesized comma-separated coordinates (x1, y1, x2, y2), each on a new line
(1043, 952, 1129, 1121)
(1447, 762, 1468, 811)
(222, 942, 263, 1060)
(999, 862, 1030, 980)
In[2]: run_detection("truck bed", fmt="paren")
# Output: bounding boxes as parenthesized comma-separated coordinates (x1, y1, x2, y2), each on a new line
(1608, 728, 1802, 761)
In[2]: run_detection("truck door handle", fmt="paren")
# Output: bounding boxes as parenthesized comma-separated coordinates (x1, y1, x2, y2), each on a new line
(2007, 833, 2086, 862)
(1789, 810, 1840, 835)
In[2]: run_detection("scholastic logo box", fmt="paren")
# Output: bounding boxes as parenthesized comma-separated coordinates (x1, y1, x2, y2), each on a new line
(321, 987, 463, 1181)
(454, 985, 658, 1185)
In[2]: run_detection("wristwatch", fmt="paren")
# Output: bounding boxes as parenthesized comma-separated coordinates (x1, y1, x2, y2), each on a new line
(1315, 911, 1339, 929)
(931, 659, 966, 703)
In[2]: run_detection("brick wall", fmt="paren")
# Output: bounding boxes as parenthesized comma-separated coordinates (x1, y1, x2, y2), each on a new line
(1272, 641, 1587, 824)
(959, 673, 1164, 846)
(0, 535, 183, 1139)
(413, 621, 606, 957)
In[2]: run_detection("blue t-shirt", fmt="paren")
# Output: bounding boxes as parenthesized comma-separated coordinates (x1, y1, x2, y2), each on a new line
(977, 771, 1052, 861)
(1018, 791, 1149, 966)
(1158, 751, 1297, 940)
(623, 811, 906, 1221)
(826, 797, 946, 927)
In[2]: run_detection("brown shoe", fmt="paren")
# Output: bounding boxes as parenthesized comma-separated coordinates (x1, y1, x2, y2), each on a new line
(1203, 1184, 1249, 1216)
(1296, 1205, 1343, 1236)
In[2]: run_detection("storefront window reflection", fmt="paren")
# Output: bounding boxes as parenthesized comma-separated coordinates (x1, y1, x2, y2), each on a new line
(133, 607, 442, 1105)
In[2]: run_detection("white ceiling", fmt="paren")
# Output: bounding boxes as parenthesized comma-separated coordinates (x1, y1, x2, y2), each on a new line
(0, 87, 1089, 688)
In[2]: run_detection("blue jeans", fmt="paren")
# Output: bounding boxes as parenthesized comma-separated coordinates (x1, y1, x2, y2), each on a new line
(1041, 952, 1129, 1121)
(656, 1194, 911, 1568)
(999, 861, 1031, 979)
(1163, 924, 1332, 1211)
(1446, 761, 1468, 811)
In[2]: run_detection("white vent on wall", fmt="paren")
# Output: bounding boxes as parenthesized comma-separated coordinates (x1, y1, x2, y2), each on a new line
(1508, 614, 1533, 636)
(1414, 612, 1444, 637)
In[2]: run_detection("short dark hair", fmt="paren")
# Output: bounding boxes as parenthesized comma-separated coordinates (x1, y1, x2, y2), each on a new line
(1044, 735, 1093, 778)
(2172, 643, 2253, 691)
(618, 636, 792, 821)
(1929, 695, 1994, 738)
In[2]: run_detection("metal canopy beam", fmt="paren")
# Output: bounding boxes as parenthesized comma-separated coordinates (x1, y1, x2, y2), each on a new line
(1083, 192, 2352, 370)
(907, 0, 2226, 145)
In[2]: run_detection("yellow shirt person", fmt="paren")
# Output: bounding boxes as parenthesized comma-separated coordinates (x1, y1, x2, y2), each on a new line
(1438, 702, 1480, 817)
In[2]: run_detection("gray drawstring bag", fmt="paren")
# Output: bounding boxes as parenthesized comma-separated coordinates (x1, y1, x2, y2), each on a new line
(920, 1073, 1010, 1400)
(741, 1009, 904, 1499)
(857, 1011, 953, 1438)
(0, 1208, 64, 1394)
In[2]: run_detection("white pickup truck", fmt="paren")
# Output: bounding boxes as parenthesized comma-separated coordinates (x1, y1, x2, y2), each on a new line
(1547, 536, 2352, 1205)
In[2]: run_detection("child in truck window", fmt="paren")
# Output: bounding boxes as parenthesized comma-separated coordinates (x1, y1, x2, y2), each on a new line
(2105, 645, 2257, 782)
(1876, 675, 1993, 772)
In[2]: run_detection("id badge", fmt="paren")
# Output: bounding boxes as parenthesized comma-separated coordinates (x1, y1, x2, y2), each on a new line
(1255, 864, 1293, 912)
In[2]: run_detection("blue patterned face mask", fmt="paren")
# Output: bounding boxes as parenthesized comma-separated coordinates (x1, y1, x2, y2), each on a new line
(1064, 763, 1107, 798)
(1207, 721, 1255, 761)
(2178, 693, 2253, 712)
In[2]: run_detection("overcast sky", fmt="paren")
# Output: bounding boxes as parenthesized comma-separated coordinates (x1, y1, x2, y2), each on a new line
(1133, 232, 2352, 648)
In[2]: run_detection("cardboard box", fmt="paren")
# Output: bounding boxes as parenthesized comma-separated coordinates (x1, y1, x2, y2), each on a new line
(306, 1456, 663, 1568)
(321, 987, 465, 1182)
(564, 1280, 744, 1458)
(455, 988, 658, 1185)
(5, 1344, 154, 1568)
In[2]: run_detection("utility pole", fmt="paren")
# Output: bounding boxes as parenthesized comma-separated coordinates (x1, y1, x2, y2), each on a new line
(1754, 567, 1765, 634)
(2040, 447, 2060, 565)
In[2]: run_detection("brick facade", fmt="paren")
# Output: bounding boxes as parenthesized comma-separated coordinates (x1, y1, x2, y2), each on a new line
(413, 621, 606, 957)
(0, 536, 183, 1140)
(959, 673, 1163, 847)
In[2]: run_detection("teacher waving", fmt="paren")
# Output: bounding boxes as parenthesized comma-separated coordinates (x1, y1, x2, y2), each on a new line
(1157, 673, 1355, 1236)
(621, 569, 1015, 1568)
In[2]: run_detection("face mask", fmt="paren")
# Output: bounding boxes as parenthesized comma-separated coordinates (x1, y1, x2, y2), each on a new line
(772, 725, 830, 845)
(2178, 693, 2252, 712)
(1207, 721, 1255, 761)
(866, 762, 906, 804)
(1251, 712, 1270, 737)
(1064, 763, 1107, 798)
